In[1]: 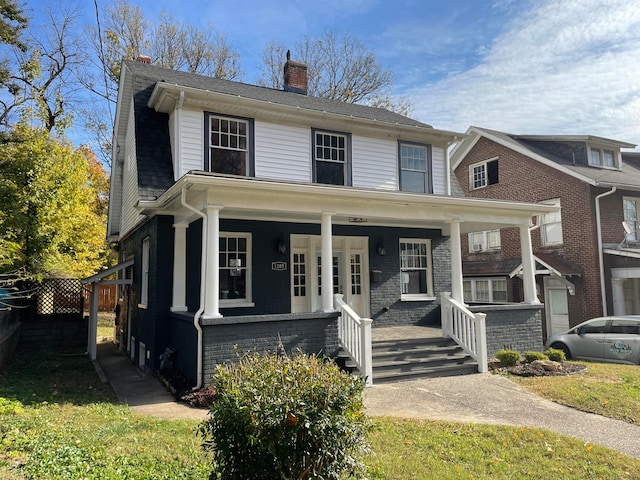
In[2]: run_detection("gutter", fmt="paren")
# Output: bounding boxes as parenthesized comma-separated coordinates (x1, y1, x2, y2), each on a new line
(180, 187, 206, 390)
(445, 136, 459, 196)
(595, 187, 616, 316)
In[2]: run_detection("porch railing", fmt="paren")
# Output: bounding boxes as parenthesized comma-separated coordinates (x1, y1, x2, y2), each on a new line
(334, 294, 373, 386)
(440, 292, 488, 373)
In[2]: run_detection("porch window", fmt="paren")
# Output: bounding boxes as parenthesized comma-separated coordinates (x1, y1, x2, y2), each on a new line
(469, 157, 498, 189)
(139, 237, 149, 308)
(312, 129, 351, 186)
(219, 233, 252, 304)
(623, 197, 640, 242)
(463, 278, 508, 303)
(468, 230, 501, 252)
(540, 198, 563, 246)
(399, 142, 432, 193)
(399, 239, 434, 300)
(206, 113, 254, 176)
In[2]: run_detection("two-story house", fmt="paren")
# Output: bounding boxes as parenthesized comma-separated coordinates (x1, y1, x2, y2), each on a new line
(99, 58, 556, 387)
(452, 127, 638, 342)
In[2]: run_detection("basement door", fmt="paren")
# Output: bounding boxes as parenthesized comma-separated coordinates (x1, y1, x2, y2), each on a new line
(544, 277, 569, 337)
(291, 235, 370, 317)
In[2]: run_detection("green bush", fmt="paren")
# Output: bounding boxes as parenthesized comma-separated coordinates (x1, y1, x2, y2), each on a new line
(524, 351, 549, 363)
(199, 352, 371, 480)
(495, 350, 522, 367)
(544, 348, 566, 363)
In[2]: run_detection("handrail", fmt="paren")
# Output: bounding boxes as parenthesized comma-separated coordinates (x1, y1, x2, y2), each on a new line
(441, 292, 488, 373)
(334, 294, 373, 386)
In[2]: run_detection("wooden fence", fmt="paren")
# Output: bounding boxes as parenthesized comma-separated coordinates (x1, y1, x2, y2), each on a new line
(82, 284, 118, 312)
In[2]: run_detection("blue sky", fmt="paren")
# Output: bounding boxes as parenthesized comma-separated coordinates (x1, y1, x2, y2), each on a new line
(27, 0, 640, 148)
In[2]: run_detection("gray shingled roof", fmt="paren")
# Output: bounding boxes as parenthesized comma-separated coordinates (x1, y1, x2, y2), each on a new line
(123, 59, 432, 129)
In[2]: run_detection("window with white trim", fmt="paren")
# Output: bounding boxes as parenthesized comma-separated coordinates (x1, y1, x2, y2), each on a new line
(469, 157, 498, 189)
(399, 142, 432, 193)
(540, 198, 563, 246)
(463, 278, 508, 303)
(219, 233, 252, 305)
(399, 239, 434, 299)
(313, 129, 351, 185)
(468, 230, 501, 253)
(589, 146, 617, 168)
(206, 113, 253, 175)
(140, 237, 149, 307)
(623, 197, 640, 242)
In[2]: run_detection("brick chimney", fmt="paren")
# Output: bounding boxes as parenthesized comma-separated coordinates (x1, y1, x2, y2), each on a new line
(136, 54, 151, 64)
(283, 50, 308, 95)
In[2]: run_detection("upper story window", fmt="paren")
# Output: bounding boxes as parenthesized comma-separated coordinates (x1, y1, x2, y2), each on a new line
(469, 157, 498, 190)
(219, 233, 253, 306)
(589, 146, 617, 168)
(468, 230, 501, 253)
(540, 198, 563, 246)
(463, 277, 508, 303)
(399, 239, 434, 300)
(206, 113, 254, 176)
(399, 142, 432, 193)
(623, 197, 640, 242)
(312, 129, 351, 186)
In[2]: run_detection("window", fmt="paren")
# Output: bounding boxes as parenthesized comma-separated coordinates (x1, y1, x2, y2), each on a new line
(589, 146, 617, 168)
(219, 233, 252, 305)
(313, 129, 351, 185)
(399, 142, 431, 193)
(468, 230, 501, 253)
(463, 278, 508, 303)
(623, 197, 640, 242)
(206, 113, 253, 176)
(399, 239, 433, 300)
(540, 198, 563, 246)
(469, 157, 498, 189)
(140, 237, 149, 307)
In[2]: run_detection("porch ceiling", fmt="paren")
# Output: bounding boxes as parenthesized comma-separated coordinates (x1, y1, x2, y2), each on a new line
(138, 173, 558, 233)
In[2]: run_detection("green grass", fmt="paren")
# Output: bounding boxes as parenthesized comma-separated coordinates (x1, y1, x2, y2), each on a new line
(510, 361, 640, 424)
(2, 350, 640, 479)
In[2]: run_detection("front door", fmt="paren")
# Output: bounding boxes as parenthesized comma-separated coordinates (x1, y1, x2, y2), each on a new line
(290, 235, 369, 317)
(544, 277, 569, 337)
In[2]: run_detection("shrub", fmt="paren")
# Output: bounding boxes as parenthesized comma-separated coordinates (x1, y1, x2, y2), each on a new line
(544, 348, 566, 363)
(495, 350, 522, 367)
(199, 352, 371, 480)
(524, 351, 549, 363)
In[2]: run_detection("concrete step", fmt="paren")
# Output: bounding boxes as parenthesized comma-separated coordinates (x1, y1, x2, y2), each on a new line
(372, 361, 479, 384)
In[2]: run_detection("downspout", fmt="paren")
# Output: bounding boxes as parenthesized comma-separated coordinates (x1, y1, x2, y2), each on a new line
(595, 187, 616, 316)
(445, 136, 458, 196)
(180, 186, 206, 390)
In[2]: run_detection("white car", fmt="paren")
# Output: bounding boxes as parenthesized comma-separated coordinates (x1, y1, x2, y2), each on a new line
(544, 316, 640, 365)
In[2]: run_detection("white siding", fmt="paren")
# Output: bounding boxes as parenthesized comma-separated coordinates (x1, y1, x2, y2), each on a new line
(120, 103, 144, 236)
(180, 108, 204, 176)
(168, 110, 177, 180)
(255, 121, 311, 181)
(431, 146, 446, 195)
(352, 136, 398, 190)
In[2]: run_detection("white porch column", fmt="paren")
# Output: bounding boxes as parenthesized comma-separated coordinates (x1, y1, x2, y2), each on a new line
(448, 220, 464, 303)
(88, 282, 99, 360)
(171, 222, 188, 312)
(612, 277, 626, 315)
(203, 206, 223, 319)
(520, 223, 540, 304)
(321, 212, 335, 312)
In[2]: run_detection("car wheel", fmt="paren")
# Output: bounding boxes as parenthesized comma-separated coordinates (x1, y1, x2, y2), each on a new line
(550, 342, 571, 360)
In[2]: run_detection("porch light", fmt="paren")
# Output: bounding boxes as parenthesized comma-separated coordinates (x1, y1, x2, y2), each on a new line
(377, 237, 386, 256)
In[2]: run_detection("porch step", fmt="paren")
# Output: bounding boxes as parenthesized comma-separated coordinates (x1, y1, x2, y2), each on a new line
(371, 336, 478, 384)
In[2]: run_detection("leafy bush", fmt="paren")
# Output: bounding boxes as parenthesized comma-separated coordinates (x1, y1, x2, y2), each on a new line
(199, 352, 371, 480)
(524, 351, 549, 363)
(544, 348, 566, 363)
(495, 350, 522, 367)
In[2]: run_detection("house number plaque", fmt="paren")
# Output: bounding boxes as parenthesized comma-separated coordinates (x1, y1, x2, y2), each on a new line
(271, 261, 287, 271)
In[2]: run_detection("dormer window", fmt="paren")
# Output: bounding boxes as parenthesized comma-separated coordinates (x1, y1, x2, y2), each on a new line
(469, 157, 498, 190)
(589, 146, 617, 168)
(206, 113, 254, 176)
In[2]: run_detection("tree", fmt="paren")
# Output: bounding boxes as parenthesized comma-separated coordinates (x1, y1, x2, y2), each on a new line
(258, 31, 412, 116)
(0, 0, 27, 85)
(0, 125, 110, 278)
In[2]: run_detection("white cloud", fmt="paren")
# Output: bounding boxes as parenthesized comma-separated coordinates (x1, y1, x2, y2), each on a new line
(408, 0, 640, 147)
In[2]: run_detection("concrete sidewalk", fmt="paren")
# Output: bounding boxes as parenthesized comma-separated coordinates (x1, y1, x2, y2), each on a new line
(95, 341, 640, 458)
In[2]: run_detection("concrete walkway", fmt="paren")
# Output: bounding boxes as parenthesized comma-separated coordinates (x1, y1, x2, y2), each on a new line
(95, 341, 640, 458)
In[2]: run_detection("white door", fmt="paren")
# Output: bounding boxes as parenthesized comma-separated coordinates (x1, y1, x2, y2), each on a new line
(544, 277, 569, 337)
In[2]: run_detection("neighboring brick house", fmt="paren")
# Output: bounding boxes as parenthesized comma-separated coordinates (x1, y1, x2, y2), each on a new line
(452, 127, 638, 341)
(99, 58, 554, 387)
